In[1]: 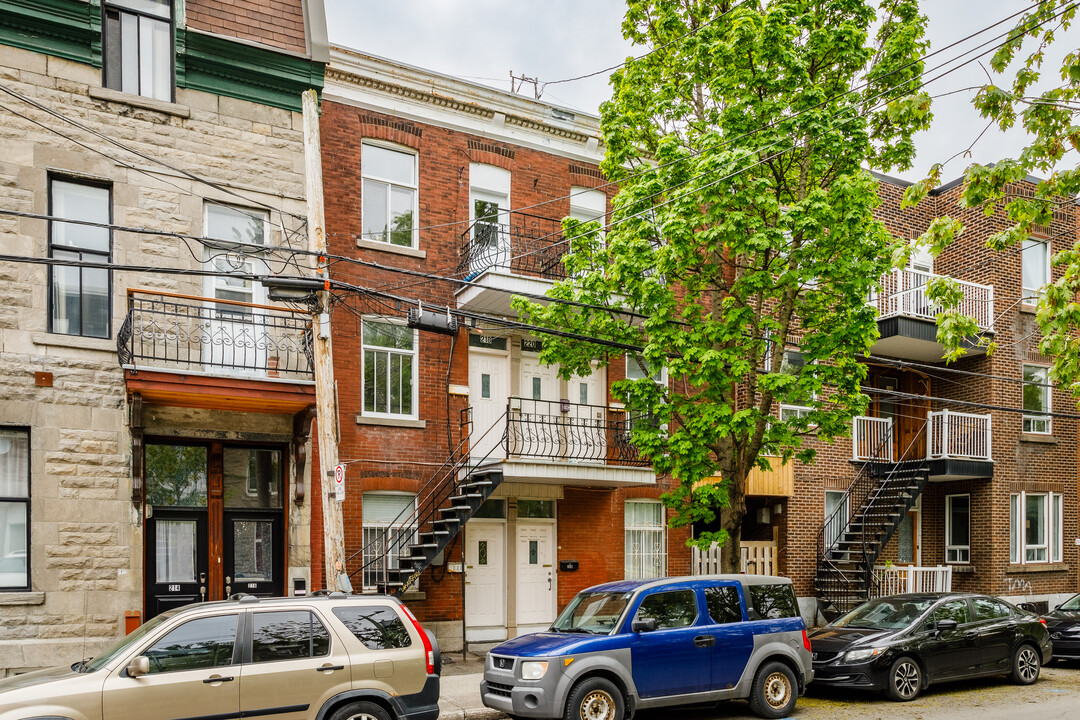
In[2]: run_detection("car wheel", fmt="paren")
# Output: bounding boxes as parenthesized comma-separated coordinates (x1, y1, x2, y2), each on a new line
(328, 700, 392, 720)
(1010, 644, 1041, 685)
(565, 676, 623, 720)
(747, 661, 797, 719)
(885, 656, 922, 702)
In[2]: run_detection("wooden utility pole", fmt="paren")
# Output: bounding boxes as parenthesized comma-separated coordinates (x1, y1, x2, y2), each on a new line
(302, 88, 346, 590)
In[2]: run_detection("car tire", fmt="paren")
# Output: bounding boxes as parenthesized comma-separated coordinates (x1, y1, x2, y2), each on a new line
(564, 676, 624, 720)
(1010, 644, 1041, 685)
(328, 700, 392, 720)
(885, 656, 922, 702)
(747, 660, 798, 719)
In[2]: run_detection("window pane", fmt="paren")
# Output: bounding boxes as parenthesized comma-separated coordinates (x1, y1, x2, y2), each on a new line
(1010, 494, 1021, 563)
(948, 496, 970, 546)
(935, 600, 970, 625)
(389, 353, 402, 414)
(363, 322, 413, 350)
(52, 181, 109, 252)
(155, 520, 196, 583)
(104, 9, 123, 90)
(232, 520, 273, 581)
(1023, 366, 1048, 413)
(146, 445, 208, 507)
(1052, 494, 1063, 563)
(704, 586, 742, 624)
(0, 429, 30, 497)
(362, 179, 388, 242)
(145, 615, 237, 674)
(973, 597, 1010, 621)
(332, 606, 412, 650)
(363, 350, 376, 412)
(252, 611, 329, 662)
(223, 448, 281, 509)
(142, 16, 171, 101)
(111, 0, 171, 18)
(636, 590, 697, 629)
(120, 12, 139, 95)
(0, 502, 28, 588)
(1022, 239, 1048, 301)
(374, 351, 388, 412)
(207, 204, 266, 245)
(749, 583, 800, 619)
(517, 500, 554, 519)
(389, 187, 414, 247)
(81, 265, 110, 339)
(363, 145, 414, 185)
(1026, 494, 1046, 548)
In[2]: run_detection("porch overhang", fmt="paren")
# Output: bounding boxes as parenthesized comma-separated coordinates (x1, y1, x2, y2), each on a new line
(477, 458, 656, 488)
(873, 317, 990, 363)
(928, 458, 994, 482)
(124, 369, 316, 414)
(455, 269, 555, 315)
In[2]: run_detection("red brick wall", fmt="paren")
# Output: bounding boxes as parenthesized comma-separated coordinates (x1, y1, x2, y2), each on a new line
(185, 0, 308, 55)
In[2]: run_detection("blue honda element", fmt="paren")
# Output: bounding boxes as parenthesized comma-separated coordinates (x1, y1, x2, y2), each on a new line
(480, 575, 813, 720)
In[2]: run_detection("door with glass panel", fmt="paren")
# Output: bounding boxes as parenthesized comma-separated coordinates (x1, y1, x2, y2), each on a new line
(470, 190, 510, 273)
(222, 447, 284, 599)
(145, 444, 210, 619)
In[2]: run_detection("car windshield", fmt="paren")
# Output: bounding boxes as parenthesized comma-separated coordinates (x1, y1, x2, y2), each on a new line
(1060, 594, 1080, 611)
(552, 591, 632, 634)
(80, 609, 180, 673)
(832, 597, 936, 630)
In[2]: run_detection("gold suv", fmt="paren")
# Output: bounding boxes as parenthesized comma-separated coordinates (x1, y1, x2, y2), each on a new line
(0, 592, 440, 720)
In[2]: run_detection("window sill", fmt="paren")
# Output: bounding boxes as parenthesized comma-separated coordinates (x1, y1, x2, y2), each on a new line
(1019, 433, 1058, 444)
(32, 332, 115, 354)
(1009, 562, 1069, 573)
(1019, 304, 1039, 315)
(88, 86, 190, 118)
(356, 238, 427, 260)
(0, 591, 45, 606)
(950, 564, 976, 574)
(355, 415, 426, 429)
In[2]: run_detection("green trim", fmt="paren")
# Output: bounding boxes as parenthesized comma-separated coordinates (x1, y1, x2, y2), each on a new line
(0, 0, 101, 66)
(177, 29, 324, 113)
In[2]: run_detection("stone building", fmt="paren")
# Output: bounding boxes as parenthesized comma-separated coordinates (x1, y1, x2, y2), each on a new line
(0, 0, 326, 672)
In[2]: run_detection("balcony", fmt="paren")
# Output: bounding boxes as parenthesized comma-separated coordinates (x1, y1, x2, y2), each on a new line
(870, 268, 994, 362)
(455, 211, 568, 314)
(852, 410, 993, 480)
(117, 290, 315, 414)
(695, 457, 794, 498)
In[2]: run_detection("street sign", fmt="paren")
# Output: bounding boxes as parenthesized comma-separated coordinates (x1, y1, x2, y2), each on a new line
(334, 464, 345, 501)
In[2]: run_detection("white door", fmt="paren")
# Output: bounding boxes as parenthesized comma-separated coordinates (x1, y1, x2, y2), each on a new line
(470, 189, 509, 273)
(469, 350, 508, 462)
(516, 523, 555, 630)
(465, 522, 505, 634)
(513, 355, 562, 459)
(567, 366, 606, 462)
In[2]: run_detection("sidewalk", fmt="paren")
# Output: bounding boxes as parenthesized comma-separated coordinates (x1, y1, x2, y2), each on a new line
(438, 651, 503, 720)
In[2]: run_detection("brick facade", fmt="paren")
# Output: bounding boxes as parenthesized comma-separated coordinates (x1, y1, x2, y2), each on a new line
(185, 0, 309, 55)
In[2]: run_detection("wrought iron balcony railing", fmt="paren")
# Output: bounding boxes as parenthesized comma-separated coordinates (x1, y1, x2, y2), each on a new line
(504, 397, 649, 467)
(117, 289, 314, 381)
(458, 211, 569, 280)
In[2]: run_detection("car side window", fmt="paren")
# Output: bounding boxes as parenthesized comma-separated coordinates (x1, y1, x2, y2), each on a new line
(635, 590, 697, 630)
(143, 614, 237, 674)
(332, 605, 412, 650)
(703, 586, 743, 624)
(251, 611, 331, 663)
(748, 583, 799, 620)
(973, 597, 1011, 622)
(933, 600, 971, 626)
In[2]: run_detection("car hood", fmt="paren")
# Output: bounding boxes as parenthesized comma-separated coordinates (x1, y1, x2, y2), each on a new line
(491, 632, 622, 658)
(809, 626, 896, 653)
(1044, 610, 1080, 629)
(0, 664, 80, 693)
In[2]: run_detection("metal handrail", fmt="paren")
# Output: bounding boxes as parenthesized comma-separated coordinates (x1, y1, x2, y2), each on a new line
(457, 210, 570, 280)
(503, 397, 648, 466)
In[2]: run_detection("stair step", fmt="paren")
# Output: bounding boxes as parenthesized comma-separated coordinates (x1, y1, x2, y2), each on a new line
(438, 507, 467, 515)
(448, 494, 483, 502)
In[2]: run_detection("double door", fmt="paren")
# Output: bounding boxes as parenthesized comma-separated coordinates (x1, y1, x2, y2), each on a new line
(145, 442, 285, 619)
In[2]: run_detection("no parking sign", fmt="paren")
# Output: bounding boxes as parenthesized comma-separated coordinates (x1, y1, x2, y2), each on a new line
(334, 464, 345, 501)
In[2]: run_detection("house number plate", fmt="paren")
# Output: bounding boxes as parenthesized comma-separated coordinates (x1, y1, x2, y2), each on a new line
(168, 585, 180, 592)
(247, 583, 257, 589)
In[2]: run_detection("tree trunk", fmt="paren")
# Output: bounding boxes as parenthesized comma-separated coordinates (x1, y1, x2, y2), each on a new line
(720, 478, 747, 575)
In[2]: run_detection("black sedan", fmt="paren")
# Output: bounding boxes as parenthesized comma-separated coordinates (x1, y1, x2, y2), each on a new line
(809, 593, 1051, 702)
(1043, 593, 1080, 660)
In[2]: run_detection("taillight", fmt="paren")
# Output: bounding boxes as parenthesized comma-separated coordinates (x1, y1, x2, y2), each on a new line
(1040, 618, 1047, 626)
(803, 630, 812, 653)
(402, 604, 435, 674)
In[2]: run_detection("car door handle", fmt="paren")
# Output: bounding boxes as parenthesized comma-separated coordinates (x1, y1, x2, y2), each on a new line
(963, 632, 977, 639)
(203, 675, 234, 684)
(693, 635, 716, 648)
(316, 664, 346, 672)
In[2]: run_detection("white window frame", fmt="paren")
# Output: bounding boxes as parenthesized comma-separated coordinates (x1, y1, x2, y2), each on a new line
(361, 318, 419, 420)
(824, 490, 849, 548)
(1022, 364, 1051, 435)
(1010, 491, 1063, 565)
(944, 494, 970, 564)
(361, 141, 419, 248)
(1022, 237, 1050, 306)
(626, 355, 668, 386)
(624, 499, 666, 580)
(777, 348, 815, 422)
(361, 491, 418, 590)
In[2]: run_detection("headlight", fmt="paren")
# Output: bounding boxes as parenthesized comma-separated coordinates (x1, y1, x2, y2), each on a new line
(843, 647, 885, 663)
(520, 661, 549, 680)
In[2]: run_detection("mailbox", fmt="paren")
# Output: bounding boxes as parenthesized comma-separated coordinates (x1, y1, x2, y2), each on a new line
(559, 560, 579, 572)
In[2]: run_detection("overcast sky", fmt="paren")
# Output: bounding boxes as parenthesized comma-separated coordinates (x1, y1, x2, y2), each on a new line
(324, 1, 1076, 184)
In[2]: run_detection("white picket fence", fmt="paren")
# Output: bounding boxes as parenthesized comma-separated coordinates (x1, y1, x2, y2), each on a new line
(692, 541, 778, 576)
(871, 565, 953, 598)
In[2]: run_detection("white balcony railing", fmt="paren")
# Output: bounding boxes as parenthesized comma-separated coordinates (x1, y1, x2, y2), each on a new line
(871, 565, 953, 598)
(928, 409, 992, 461)
(853, 416, 893, 461)
(873, 268, 994, 331)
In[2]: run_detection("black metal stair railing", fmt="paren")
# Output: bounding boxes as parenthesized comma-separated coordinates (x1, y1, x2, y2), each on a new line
(457, 211, 568, 280)
(504, 397, 649, 467)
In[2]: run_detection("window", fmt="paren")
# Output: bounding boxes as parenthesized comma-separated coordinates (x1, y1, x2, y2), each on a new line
(945, 494, 970, 564)
(626, 355, 667, 385)
(776, 348, 814, 421)
(361, 492, 417, 589)
(362, 144, 417, 247)
(624, 500, 666, 579)
(250, 611, 330, 663)
(704, 586, 743, 624)
(1022, 238, 1050, 306)
(748, 583, 800, 620)
(332, 605, 412, 650)
(362, 320, 417, 418)
(932, 599, 970, 626)
(567, 187, 606, 248)
(1010, 491, 1063, 564)
(103, 0, 173, 102)
(973, 597, 1012, 622)
(1022, 365, 1051, 434)
(823, 490, 849, 549)
(0, 429, 29, 591)
(49, 179, 111, 339)
(206, 203, 267, 247)
(517, 500, 554, 519)
(635, 590, 697, 629)
(144, 615, 237, 673)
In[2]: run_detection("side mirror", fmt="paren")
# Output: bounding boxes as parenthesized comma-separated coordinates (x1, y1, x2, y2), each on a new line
(935, 619, 958, 634)
(1018, 602, 1037, 613)
(631, 618, 657, 633)
(126, 656, 150, 678)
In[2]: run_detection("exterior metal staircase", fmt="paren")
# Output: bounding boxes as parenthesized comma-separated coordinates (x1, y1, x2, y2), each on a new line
(815, 423, 930, 620)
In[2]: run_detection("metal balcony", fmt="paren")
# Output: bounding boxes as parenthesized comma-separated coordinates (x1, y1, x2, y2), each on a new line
(504, 397, 648, 467)
(852, 411, 993, 480)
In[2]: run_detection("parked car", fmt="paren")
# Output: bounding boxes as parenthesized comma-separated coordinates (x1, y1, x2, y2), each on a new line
(0, 592, 439, 720)
(1043, 593, 1080, 661)
(809, 592, 1050, 701)
(480, 575, 813, 720)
